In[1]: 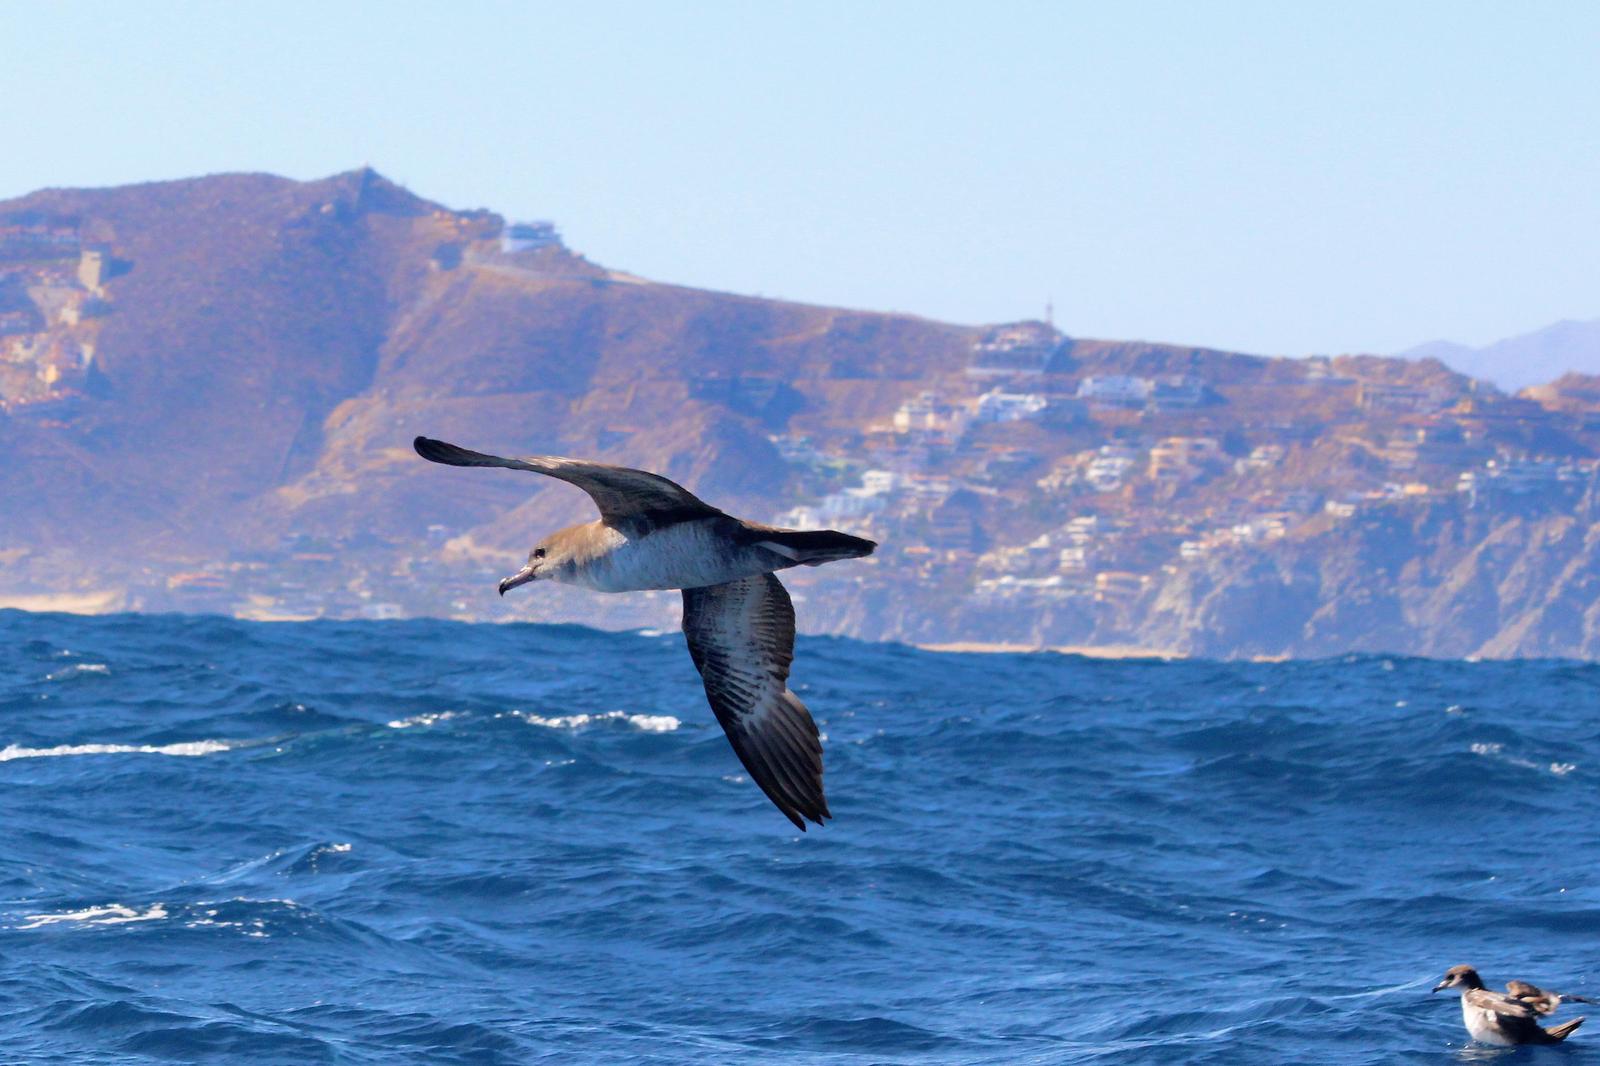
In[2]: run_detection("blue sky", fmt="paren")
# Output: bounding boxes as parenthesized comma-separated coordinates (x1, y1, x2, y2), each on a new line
(3, 1, 1596, 356)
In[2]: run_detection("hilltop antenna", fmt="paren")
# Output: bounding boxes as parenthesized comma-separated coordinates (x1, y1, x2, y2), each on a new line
(1044, 298, 1054, 327)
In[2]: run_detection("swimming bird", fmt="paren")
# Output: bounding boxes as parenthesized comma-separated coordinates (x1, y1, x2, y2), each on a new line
(1433, 965, 1586, 1045)
(413, 436, 877, 830)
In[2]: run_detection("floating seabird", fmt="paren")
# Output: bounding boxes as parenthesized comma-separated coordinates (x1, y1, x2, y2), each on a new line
(1433, 965, 1586, 1045)
(413, 436, 876, 830)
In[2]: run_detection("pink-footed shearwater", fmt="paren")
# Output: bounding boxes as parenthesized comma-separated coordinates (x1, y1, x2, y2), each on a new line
(413, 436, 876, 830)
(1433, 965, 1586, 1045)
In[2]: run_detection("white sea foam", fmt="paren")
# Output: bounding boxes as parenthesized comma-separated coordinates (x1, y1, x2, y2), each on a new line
(386, 711, 460, 729)
(43, 663, 110, 681)
(18, 903, 168, 930)
(37, 897, 312, 939)
(0, 739, 237, 761)
(183, 900, 292, 938)
(517, 710, 680, 732)
(1471, 742, 1577, 776)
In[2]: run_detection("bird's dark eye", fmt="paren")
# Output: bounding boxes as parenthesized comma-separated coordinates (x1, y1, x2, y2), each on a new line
(533, 548, 546, 559)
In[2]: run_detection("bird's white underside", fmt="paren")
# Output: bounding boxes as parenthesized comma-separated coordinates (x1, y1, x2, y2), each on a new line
(1462, 997, 1515, 1045)
(558, 520, 787, 593)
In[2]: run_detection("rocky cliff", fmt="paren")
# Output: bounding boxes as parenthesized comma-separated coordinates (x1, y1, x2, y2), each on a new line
(4, 170, 1600, 659)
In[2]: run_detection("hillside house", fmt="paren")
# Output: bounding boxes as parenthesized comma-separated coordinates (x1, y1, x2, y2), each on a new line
(966, 321, 1066, 378)
(1077, 375, 1150, 407)
(974, 574, 1075, 603)
(974, 388, 1048, 423)
(1460, 455, 1589, 502)
(1086, 445, 1139, 491)
(1063, 515, 1099, 543)
(1035, 464, 1078, 495)
(77, 249, 107, 294)
(902, 473, 953, 500)
(773, 505, 824, 529)
(1359, 381, 1453, 414)
(892, 392, 969, 441)
(816, 487, 887, 522)
(1094, 571, 1148, 602)
(1148, 437, 1223, 482)
(0, 218, 79, 259)
(1235, 444, 1285, 473)
(500, 220, 560, 253)
(1148, 375, 1208, 409)
(1058, 545, 1094, 571)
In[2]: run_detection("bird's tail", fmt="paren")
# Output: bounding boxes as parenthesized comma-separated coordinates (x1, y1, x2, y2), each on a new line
(1547, 1016, 1585, 1041)
(753, 528, 877, 567)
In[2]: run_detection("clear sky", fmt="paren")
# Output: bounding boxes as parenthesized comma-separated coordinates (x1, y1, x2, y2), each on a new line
(3, 1, 1596, 356)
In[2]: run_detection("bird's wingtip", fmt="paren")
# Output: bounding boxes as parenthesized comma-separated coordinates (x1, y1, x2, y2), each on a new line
(414, 435, 458, 464)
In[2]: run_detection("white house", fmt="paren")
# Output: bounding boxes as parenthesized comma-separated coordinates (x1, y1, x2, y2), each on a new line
(1077, 376, 1150, 406)
(501, 221, 560, 253)
(974, 389, 1048, 424)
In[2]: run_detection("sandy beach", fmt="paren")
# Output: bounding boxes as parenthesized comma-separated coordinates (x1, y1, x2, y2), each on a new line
(916, 641, 1182, 660)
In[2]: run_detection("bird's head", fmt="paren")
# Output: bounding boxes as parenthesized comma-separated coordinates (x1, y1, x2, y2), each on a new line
(1433, 965, 1483, 993)
(499, 542, 553, 596)
(498, 528, 594, 595)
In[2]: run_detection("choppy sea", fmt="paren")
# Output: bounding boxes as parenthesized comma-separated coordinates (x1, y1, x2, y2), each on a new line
(2, 610, 1597, 1064)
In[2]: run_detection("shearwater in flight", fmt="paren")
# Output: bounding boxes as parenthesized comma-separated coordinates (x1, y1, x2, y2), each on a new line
(413, 436, 876, 829)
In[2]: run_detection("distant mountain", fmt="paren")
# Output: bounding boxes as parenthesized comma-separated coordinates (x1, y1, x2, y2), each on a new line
(7, 170, 1600, 659)
(1401, 319, 1600, 391)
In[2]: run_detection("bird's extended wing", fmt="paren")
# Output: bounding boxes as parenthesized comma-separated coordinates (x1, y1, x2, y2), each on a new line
(681, 574, 829, 830)
(414, 436, 723, 533)
(1507, 981, 1561, 1015)
(1508, 980, 1595, 1014)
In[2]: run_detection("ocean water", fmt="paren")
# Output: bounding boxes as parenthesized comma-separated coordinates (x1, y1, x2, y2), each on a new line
(1, 611, 1596, 1064)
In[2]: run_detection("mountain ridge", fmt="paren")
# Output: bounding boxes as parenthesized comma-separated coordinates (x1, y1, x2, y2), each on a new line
(6, 169, 1600, 658)
(1400, 318, 1600, 392)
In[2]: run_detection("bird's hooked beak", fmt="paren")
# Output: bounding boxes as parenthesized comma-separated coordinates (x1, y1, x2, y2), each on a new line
(498, 563, 539, 596)
(1431, 979, 1450, 993)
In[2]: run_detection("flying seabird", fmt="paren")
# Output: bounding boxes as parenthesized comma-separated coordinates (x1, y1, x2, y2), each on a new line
(1433, 965, 1586, 1045)
(413, 436, 877, 830)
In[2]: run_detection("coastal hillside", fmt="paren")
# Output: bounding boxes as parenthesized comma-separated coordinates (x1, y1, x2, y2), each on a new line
(5, 169, 1600, 658)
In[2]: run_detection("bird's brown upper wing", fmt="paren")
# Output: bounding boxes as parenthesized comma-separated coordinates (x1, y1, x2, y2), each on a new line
(1507, 981, 1561, 1015)
(414, 436, 723, 534)
(680, 574, 829, 830)
(1507, 980, 1595, 1014)
(1466, 987, 1551, 1042)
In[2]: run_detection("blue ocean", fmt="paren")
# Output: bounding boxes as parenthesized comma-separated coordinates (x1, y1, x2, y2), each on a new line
(2, 611, 1596, 1064)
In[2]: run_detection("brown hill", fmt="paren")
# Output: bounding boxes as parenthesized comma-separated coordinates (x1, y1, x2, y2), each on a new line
(5, 169, 1600, 658)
